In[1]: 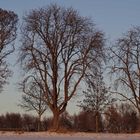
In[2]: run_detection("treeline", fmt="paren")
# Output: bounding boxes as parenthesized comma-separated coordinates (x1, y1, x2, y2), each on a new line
(73, 103, 139, 133)
(0, 113, 39, 131)
(0, 103, 139, 133)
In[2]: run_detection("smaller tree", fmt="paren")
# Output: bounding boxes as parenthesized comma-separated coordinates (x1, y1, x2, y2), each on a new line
(19, 81, 47, 131)
(79, 68, 113, 132)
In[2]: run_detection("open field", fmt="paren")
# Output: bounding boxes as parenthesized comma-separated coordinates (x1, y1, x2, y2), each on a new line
(0, 132, 140, 140)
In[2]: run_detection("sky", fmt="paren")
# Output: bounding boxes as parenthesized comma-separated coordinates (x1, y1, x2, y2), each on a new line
(0, 0, 140, 116)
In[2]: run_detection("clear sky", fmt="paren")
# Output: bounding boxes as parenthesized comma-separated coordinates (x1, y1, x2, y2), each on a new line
(0, 0, 140, 115)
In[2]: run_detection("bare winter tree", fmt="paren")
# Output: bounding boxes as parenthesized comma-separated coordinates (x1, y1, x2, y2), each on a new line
(0, 8, 18, 92)
(19, 4, 104, 131)
(79, 67, 113, 132)
(19, 81, 47, 131)
(110, 26, 140, 114)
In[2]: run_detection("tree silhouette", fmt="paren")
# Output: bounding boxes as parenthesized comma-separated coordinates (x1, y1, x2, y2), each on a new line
(110, 26, 140, 114)
(19, 4, 104, 131)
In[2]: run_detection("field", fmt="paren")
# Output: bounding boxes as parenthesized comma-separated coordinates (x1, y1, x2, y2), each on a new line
(0, 132, 140, 140)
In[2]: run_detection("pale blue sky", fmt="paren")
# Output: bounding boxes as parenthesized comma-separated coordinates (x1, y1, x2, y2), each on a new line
(0, 0, 140, 115)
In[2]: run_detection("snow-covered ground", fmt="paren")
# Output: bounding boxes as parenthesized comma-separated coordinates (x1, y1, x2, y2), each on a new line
(0, 132, 140, 140)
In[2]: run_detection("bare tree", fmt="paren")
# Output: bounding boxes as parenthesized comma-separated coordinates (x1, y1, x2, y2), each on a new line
(19, 4, 104, 131)
(79, 68, 113, 132)
(0, 8, 18, 92)
(19, 81, 47, 131)
(110, 26, 140, 114)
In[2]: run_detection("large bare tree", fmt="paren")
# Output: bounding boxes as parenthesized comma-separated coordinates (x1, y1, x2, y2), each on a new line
(19, 4, 104, 131)
(0, 8, 18, 92)
(110, 26, 140, 114)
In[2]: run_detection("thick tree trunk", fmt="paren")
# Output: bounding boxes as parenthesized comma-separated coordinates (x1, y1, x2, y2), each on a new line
(52, 111, 60, 131)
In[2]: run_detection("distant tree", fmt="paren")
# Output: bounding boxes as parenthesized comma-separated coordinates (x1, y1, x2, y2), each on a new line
(19, 4, 104, 131)
(22, 114, 38, 131)
(73, 111, 90, 132)
(110, 26, 140, 114)
(104, 103, 139, 133)
(5, 113, 22, 130)
(118, 103, 138, 133)
(19, 81, 47, 131)
(79, 68, 113, 132)
(104, 105, 121, 133)
(0, 115, 5, 129)
(42, 117, 53, 131)
(59, 111, 72, 130)
(0, 8, 18, 92)
(72, 110, 103, 132)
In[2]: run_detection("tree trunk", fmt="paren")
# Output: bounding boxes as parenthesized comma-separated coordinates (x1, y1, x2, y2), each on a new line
(37, 114, 41, 132)
(52, 111, 60, 131)
(95, 114, 99, 133)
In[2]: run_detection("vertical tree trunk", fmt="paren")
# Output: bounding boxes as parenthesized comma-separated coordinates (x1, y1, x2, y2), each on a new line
(95, 113, 99, 133)
(52, 111, 60, 131)
(37, 114, 41, 132)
